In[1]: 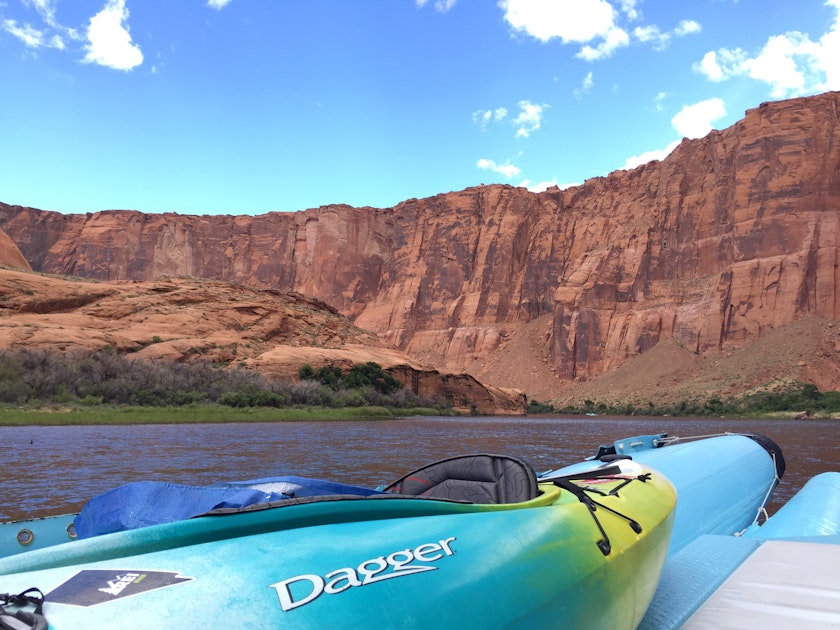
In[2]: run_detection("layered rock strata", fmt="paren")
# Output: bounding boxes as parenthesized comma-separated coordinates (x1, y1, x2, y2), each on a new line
(2, 91, 839, 399)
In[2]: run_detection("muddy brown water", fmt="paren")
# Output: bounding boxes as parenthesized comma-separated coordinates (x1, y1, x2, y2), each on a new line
(1, 416, 838, 523)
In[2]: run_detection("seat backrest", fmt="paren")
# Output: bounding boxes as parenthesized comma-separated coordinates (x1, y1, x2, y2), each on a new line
(383, 454, 538, 504)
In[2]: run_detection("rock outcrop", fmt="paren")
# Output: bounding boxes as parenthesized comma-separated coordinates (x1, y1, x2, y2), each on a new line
(0, 269, 523, 415)
(0, 227, 31, 271)
(2, 91, 840, 401)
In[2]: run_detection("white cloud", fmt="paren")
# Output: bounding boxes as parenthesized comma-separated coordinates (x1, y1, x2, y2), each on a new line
(473, 101, 546, 137)
(671, 97, 726, 138)
(2, 18, 45, 47)
(207, 0, 234, 8)
(743, 33, 823, 97)
(499, 0, 698, 60)
(654, 91, 668, 111)
(513, 100, 547, 138)
(622, 96, 726, 170)
(1, 0, 81, 50)
(633, 24, 662, 44)
(622, 140, 680, 170)
(521, 178, 562, 192)
(578, 26, 629, 60)
(25, 0, 59, 27)
(500, 0, 617, 44)
(83, 0, 143, 71)
(696, 51, 723, 82)
(675, 19, 701, 37)
(633, 19, 700, 51)
(477, 158, 521, 178)
(695, 2, 840, 97)
(472, 107, 508, 130)
(817, 2, 840, 90)
(616, 0, 639, 21)
(416, 0, 458, 12)
(574, 71, 595, 98)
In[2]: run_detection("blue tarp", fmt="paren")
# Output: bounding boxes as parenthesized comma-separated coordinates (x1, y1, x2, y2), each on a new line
(73, 476, 381, 539)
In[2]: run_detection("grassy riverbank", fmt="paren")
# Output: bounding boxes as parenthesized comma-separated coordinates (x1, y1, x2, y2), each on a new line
(529, 380, 840, 419)
(0, 404, 445, 426)
(0, 349, 454, 425)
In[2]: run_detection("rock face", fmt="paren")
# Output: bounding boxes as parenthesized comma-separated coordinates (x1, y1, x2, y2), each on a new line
(2, 91, 840, 400)
(0, 227, 31, 271)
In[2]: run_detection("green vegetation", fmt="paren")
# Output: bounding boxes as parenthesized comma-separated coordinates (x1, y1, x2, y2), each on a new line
(527, 381, 840, 418)
(298, 363, 402, 395)
(0, 405, 446, 426)
(0, 348, 452, 425)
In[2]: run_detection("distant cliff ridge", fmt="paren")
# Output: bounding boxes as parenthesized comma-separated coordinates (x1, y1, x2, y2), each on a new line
(2, 91, 840, 401)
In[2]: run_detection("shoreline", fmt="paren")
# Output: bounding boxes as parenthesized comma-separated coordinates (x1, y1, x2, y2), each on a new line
(0, 404, 448, 426)
(0, 404, 834, 426)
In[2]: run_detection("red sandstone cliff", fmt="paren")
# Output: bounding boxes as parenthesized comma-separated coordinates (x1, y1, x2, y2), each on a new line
(2, 91, 840, 403)
(0, 228, 31, 271)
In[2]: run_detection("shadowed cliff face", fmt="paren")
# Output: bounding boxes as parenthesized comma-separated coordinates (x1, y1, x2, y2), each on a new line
(3, 92, 840, 396)
(0, 228, 30, 271)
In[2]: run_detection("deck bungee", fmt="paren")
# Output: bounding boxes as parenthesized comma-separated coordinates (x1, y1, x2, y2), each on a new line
(544, 432, 785, 555)
(0, 455, 676, 629)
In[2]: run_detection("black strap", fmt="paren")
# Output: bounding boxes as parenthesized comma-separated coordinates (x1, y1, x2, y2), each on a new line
(552, 472, 648, 556)
(0, 588, 47, 630)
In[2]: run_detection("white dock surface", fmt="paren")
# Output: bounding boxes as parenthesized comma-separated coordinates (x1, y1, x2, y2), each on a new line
(682, 540, 840, 629)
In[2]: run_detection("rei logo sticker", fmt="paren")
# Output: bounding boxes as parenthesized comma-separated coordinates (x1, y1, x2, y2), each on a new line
(47, 569, 193, 607)
(270, 536, 456, 611)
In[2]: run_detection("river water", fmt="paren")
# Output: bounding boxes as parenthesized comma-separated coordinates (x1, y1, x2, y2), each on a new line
(1, 416, 838, 523)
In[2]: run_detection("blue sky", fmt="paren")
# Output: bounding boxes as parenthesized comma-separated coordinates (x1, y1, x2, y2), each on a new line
(1, 0, 839, 216)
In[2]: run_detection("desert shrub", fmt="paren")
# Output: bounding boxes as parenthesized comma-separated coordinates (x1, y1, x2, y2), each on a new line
(288, 380, 324, 405)
(527, 399, 560, 414)
(0, 354, 30, 403)
(344, 363, 401, 394)
(819, 391, 840, 412)
(740, 382, 827, 413)
(0, 377, 32, 404)
(337, 389, 368, 407)
(0, 348, 452, 412)
(299, 362, 401, 395)
(315, 366, 343, 388)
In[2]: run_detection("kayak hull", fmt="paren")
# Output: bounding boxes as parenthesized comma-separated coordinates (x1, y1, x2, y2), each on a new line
(0, 463, 675, 629)
(0, 513, 77, 559)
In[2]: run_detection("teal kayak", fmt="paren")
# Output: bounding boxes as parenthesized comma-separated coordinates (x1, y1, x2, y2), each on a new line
(0, 456, 676, 629)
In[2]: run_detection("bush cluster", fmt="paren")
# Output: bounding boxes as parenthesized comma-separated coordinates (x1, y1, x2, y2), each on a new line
(528, 381, 840, 417)
(0, 348, 450, 412)
(299, 363, 402, 395)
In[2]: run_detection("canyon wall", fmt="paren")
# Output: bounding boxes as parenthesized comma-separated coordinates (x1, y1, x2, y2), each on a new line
(2, 92, 839, 396)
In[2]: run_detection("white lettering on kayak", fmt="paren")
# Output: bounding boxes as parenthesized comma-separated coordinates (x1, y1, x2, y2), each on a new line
(98, 572, 142, 597)
(270, 536, 456, 612)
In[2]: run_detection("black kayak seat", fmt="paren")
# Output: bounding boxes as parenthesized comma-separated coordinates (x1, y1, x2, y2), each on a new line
(382, 453, 538, 504)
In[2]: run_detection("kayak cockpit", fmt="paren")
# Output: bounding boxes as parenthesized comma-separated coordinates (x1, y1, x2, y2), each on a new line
(73, 453, 542, 540)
